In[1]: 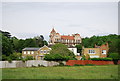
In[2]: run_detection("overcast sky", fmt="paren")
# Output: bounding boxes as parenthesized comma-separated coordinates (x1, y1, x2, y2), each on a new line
(2, 2, 118, 41)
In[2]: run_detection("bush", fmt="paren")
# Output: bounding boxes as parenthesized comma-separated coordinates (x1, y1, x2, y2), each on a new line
(2, 55, 7, 61)
(59, 62, 64, 66)
(26, 56, 34, 60)
(38, 64, 45, 67)
(32, 65, 36, 67)
(7, 57, 12, 63)
(44, 54, 71, 61)
(85, 64, 95, 66)
(74, 64, 84, 66)
(22, 58, 27, 62)
(108, 53, 120, 60)
(81, 55, 86, 60)
(90, 58, 112, 61)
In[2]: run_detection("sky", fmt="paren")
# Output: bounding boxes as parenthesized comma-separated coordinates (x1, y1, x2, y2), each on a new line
(2, 1, 118, 41)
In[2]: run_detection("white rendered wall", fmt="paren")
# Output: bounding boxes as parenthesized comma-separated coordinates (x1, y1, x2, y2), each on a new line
(68, 48, 78, 56)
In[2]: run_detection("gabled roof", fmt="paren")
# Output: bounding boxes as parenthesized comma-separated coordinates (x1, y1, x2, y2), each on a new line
(50, 28, 56, 33)
(22, 48, 40, 51)
(61, 35, 74, 40)
(39, 45, 51, 50)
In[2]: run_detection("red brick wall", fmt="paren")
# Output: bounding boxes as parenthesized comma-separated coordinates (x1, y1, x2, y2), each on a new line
(66, 60, 115, 66)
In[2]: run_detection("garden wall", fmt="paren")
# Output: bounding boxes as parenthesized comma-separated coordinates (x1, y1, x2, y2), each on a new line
(66, 60, 118, 66)
(0, 60, 59, 68)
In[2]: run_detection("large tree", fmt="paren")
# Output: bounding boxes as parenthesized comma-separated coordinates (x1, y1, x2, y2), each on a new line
(44, 43, 76, 61)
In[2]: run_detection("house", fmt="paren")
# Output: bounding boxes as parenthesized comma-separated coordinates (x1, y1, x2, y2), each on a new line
(82, 43, 109, 58)
(68, 46, 80, 56)
(22, 45, 51, 60)
(49, 28, 82, 46)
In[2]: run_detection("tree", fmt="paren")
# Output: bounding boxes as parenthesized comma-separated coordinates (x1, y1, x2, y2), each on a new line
(34, 35, 45, 47)
(2, 34, 13, 56)
(75, 44, 82, 54)
(44, 43, 76, 61)
(50, 43, 76, 60)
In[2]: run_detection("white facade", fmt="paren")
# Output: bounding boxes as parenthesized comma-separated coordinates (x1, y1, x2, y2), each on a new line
(68, 48, 79, 56)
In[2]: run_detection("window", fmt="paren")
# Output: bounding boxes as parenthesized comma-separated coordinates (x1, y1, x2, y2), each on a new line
(24, 51, 26, 54)
(31, 51, 34, 54)
(28, 51, 30, 54)
(102, 50, 106, 54)
(40, 50, 43, 53)
(88, 50, 95, 54)
(44, 50, 46, 54)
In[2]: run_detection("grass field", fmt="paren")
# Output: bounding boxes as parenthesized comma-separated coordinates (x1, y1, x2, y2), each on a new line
(2, 65, 118, 79)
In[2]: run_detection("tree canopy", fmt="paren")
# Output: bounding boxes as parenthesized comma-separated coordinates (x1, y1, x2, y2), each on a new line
(0, 30, 48, 60)
(44, 43, 76, 61)
(82, 34, 119, 54)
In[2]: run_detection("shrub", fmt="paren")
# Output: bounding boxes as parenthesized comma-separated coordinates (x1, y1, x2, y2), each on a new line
(59, 62, 64, 66)
(38, 64, 45, 67)
(26, 56, 34, 60)
(108, 53, 120, 60)
(2, 55, 7, 61)
(44, 54, 71, 61)
(81, 55, 86, 60)
(22, 58, 27, 62)
(32, 65, 36, 67)
(85, 64, 95, 66)
(7, 57, 12, 63)
(74, 64, 84, 66)
(90, 58, 112, 61)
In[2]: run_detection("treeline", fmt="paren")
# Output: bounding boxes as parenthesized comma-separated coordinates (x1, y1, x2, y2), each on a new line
(0, 30, 120, 61)
(82, 34, 120, 54)
(0, 30, 48, 57)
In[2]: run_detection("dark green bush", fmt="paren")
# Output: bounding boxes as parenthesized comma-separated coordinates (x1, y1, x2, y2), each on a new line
(26, 56, 34, 60)
(90, 58, 112, 61)
(44, 54, 71, 61)
(7, 57, 12, 63)
(74, 64, 84, 66)
(59, 62, 64, 66)
(85, 64, 95, 66)
(108, 53, 120, 60)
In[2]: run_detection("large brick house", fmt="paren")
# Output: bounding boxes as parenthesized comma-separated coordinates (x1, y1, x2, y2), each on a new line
(82, 43, 109, 58)
(49, 28, 82, 46)
(22, 45, 51, 60)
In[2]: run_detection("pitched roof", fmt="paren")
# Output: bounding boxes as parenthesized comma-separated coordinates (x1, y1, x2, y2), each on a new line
(22, 48, 40, 51)
(75, 34, 80, 36)
(61, 35, 74, 40)
(50, 28, 56, 33)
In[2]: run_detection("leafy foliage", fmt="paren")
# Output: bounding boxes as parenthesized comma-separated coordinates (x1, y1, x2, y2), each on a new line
(90, 58, 113, 61)
(44, 43, 76, 61)
(82, 34, 119, 53)
(75, 44, 82, 54)
(108, 53, 120, 60)
(44, 54, 70, 61)
(1, 30, 48, 61)
(50, 43, 76, 59)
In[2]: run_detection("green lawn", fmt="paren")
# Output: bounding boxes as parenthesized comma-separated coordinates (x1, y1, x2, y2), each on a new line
(2, 65, 118, 79)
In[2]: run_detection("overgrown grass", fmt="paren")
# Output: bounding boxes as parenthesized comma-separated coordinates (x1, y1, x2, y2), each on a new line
(2, 65, 118, 79)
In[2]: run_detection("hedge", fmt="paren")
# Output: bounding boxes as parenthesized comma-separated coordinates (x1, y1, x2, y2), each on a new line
(90, 58, 113, 61)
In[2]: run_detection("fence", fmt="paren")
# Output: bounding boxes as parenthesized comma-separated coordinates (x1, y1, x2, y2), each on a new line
(66, 60, 118, 66)
(1, 60, 119, 68)
(0, 60, 59, 68)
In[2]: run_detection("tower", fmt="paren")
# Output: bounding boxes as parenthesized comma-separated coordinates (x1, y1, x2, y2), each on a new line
(49, 28, 56, 44)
